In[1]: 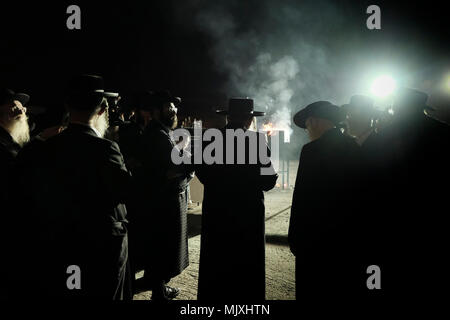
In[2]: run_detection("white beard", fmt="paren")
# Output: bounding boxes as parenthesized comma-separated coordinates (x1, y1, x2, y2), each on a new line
(9, 115, 30, 147)
(93, 110, 109, 138)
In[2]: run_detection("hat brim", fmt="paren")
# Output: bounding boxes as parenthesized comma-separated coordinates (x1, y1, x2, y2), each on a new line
(216, 110, 266, 116)
(14, 93, 30, 106)
(101, 91, 119, 98)
(346, 104, 386, 118)
(294, 104, 342, 128)
(71, 91, 119, 98)
(172, 96, 182, 106)
(293, 110, 308, 128)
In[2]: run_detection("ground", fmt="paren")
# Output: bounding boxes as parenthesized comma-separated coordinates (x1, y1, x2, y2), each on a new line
(134, 161, 298, 301)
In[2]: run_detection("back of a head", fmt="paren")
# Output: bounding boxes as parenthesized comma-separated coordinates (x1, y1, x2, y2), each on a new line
(66, 75, 103, 111)
(227, 114, 254, 129)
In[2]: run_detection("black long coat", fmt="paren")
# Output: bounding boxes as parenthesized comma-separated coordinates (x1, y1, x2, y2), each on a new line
(131, 120, 190, 280)
(0, 126, 20, 211)
(377, 114, 450, 295)
(288, 128, 367, 298)
(0, 127, 22, 299)
(196, 126, 278, 301)
(14, 124, 132, 299)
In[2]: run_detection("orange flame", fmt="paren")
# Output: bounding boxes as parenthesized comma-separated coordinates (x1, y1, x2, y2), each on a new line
(262, 122, 274, 136)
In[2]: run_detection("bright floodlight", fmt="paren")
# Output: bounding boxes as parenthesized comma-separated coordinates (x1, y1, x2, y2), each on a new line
(370, 75, 397, 97)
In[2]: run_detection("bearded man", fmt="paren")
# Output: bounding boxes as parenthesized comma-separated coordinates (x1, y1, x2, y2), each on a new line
(15, 75, 132, 299)
(132, 90, 192, 301)
(0, 88, 30, 158)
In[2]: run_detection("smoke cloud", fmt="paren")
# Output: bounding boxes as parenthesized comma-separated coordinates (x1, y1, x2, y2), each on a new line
(174, 0, 364, 146)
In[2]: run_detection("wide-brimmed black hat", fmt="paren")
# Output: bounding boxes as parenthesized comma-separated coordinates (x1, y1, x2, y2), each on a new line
(347, 95, 374, 110)
(138, 90, 181, 111)
(394, 87, 434, 111)
(294, 100, 342, 128)
(216, 98, 266, 116)
(0, 88, 30, 106)
(66, 74, 119, 99)
(341, 94, 383, 117)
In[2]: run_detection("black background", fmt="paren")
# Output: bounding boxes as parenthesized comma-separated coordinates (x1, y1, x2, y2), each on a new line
(0, 0, 449, 112)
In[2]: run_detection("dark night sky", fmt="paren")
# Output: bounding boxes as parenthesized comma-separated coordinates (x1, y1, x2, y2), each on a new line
(1, 0, 449, 114)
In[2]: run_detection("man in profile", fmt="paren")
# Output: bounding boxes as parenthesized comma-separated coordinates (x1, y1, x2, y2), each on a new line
(133, 90, 191, 301)
(16, 74, 132, 299)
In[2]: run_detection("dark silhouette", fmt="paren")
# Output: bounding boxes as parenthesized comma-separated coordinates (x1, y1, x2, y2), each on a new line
(196, 98, 278, 301)
(14, 75, 133, 299)
(341, 95, 387, 293)
(376, 88, 450, 295)
(0, 88, 30, 300)
(289, 101, 367, 299)
(131, 90, 191, 300)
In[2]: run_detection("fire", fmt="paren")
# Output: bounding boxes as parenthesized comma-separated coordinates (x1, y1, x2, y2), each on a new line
(261, 121, 291, 143)
(262, 122, 274, 136)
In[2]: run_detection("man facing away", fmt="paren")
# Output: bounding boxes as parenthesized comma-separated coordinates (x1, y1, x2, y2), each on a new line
(288, 101, 367, 300)
(15, 74, 132, 299)
(196, 98, 278, 301)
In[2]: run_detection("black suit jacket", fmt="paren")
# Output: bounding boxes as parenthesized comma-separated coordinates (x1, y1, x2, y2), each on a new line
(15, 123, 132, 299)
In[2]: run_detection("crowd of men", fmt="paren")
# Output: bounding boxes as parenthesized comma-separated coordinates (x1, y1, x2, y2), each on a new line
(0, 74, 278, 301)
(0, 73, 449, 301)
(289, 91, 450, 300)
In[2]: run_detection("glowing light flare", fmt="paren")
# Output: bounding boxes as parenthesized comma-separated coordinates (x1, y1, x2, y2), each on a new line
(443, 73, 450, 92)
(370, 75, 397, 97)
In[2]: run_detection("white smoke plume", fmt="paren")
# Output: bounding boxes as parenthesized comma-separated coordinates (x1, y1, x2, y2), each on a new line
(176, 0, 349, 144)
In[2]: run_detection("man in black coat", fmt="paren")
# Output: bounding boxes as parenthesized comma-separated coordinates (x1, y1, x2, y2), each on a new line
(196, 98, 278, 301)
(341, 94, 388, 275)
(132, 90, 191, 300)
(0, 88, 30, 300)
(15, 75, 132, 299)
(288, 101, 367, 300)
(379, 88, 450, 297)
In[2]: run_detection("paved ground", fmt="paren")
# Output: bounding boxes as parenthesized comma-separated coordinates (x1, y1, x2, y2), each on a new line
(134, 162, 298, 300)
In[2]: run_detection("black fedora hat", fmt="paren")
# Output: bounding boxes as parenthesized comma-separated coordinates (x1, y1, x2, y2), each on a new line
(137, 90, 181, 111)
(66, 74, 118, 99)
(294, 100, 342, 128)
(347, 95, 374, 110)
(0, 88, 30, 106)
(341, 94, 383, 117)
(216, 98, 266, 116)
(394, 87, 434, 111)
